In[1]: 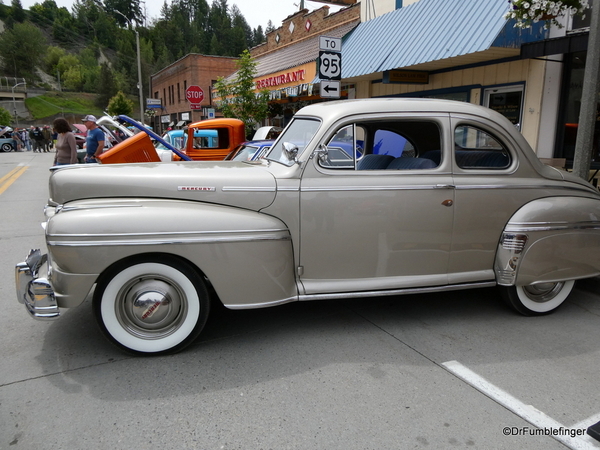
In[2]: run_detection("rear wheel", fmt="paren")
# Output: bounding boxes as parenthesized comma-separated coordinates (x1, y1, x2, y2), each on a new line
(93, 256, 210, 355)
(1, 143, 13, 152)
(501, 280, 575, 316)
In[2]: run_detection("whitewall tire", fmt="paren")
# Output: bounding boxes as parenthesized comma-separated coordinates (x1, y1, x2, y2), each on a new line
(93, 256, 210, 354)
(502, 280, 575, 316)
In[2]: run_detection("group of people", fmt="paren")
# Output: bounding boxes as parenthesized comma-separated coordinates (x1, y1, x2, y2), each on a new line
(11, 125, 54, 153)
(8, 114, 106, 166)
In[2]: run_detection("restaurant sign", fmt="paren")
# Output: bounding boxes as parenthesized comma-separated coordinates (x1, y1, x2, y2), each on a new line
(256, 69, 307, 89)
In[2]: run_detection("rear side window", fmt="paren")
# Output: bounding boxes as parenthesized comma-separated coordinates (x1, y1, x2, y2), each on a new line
(319, 120, 441, 171)
(454, 126, 511, 169)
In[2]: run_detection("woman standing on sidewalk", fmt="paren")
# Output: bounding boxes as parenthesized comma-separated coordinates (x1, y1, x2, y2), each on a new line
(52, 118, 78, 165)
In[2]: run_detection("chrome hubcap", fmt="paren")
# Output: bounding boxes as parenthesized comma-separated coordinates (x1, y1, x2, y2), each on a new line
(522, 282, 564, 303)
(116, 276, 187, 339)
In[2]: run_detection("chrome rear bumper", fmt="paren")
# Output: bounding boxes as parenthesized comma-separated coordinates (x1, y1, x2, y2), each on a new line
(15, 249, 60, 320)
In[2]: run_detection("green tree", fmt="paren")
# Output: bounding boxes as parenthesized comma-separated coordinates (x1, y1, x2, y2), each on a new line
(96, 62, 117, 109)
(52, 8, 78, 44)
(29, 0, 56, 26)
(214, 49, 269, 137)
(265, 20, 275, 34)
(56, 54, 79, 79)
(105, 0, 143, 26)
(252, 25, 265, 47)
(62, 65, 83, 91)
(0, 21, 47, 80)
(45, 46, 66, 74)
(107, 90, 134, 116)
(0, 107, 13, 126)
(9, 0, 26, 23)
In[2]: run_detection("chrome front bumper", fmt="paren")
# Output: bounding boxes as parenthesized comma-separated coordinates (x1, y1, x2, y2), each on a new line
(15, 249, 60, 320)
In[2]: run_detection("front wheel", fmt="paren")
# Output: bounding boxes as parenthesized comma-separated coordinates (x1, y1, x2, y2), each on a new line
(501, 280, 575, 316)
(1, 143, 13, 152)
(93, 256, 210, 355)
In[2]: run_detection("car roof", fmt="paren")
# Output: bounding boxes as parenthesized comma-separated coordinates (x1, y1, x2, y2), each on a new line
(296, 98, 502, 121)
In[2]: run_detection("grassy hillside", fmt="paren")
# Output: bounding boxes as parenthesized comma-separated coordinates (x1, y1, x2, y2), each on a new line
(24, 92, 103, 120)
(24, 91, 140, 122)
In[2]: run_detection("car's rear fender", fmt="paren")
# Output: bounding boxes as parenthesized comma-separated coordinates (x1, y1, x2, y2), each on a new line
(495, 196, 600, 286)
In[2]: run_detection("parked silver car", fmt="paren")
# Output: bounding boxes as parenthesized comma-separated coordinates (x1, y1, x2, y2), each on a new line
(16, 99, 600, 355)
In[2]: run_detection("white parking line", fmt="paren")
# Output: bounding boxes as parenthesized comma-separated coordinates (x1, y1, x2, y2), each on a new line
(442, 360, 599, 450)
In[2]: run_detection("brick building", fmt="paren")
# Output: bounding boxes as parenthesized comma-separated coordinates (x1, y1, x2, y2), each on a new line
(149, 54, 238, 134)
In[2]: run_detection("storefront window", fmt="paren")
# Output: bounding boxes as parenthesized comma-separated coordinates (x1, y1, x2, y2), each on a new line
(483, 85, 524, 130)
(558, 51, 600, 163)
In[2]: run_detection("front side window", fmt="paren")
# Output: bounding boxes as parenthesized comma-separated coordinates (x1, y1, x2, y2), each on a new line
(454, 125, 511, 169)
(266, 118, 320, 166)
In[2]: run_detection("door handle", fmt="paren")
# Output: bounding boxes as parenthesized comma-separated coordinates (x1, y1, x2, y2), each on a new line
(442, 199, 453, 207)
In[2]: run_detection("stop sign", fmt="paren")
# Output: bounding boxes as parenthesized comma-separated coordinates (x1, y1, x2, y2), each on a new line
(186, 85, 204, 104)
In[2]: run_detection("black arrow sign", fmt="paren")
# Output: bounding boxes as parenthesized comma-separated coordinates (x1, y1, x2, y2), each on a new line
(323, 84, 338, 93)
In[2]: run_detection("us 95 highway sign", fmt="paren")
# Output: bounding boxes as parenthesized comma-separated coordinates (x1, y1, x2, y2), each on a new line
(319, 51, 342, 81)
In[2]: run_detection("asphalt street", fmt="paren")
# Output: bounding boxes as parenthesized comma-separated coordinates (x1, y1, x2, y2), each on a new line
(2, 151, 600, 450)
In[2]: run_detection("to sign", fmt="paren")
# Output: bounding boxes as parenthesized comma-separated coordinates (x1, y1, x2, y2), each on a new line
(319, 51, 342, 81)
(319, 36, 341, 52)
(186, 85, 204, 104)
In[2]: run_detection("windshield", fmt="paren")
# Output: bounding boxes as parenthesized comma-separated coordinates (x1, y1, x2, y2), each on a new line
(266, 118, 320, 166)
(232, 144, 260, 161)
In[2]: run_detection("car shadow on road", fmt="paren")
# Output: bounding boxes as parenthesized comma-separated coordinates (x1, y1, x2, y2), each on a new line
(34, 282, 600, 402)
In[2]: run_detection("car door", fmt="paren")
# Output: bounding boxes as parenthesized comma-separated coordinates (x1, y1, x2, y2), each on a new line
(448, 115, 547, 284)
(298, 114, 455, 295)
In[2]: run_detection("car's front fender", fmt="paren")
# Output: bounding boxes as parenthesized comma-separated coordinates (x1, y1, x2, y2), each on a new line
(495, 196, 600, 286)
(46, 199, 297, 308)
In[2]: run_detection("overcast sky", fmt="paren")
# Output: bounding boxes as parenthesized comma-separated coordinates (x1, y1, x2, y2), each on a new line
(18, 0, 343, 30)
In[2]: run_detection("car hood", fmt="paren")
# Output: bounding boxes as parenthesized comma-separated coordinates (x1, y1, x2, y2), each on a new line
(49, 161, 277, 211)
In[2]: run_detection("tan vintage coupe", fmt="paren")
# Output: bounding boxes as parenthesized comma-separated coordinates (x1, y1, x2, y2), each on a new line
(16, 99, 600, 354)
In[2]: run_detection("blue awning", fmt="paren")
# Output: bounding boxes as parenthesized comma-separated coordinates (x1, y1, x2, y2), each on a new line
(342, 0, 547, 80)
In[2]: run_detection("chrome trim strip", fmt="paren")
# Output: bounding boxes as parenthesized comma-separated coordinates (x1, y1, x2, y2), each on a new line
(300, 184, 593, 194)
(276, 186, 300, 192)
(224, 296, 298, 310)
(47, 228, 288, 238)
(298, 281, 496, 301)
(505, 221, 600, 232)
(221, 186, 276, 192)
(455, 184, 594, 192)
(47, 232, 291, 247)
(61, 204, 143, 211)
(302, 185, 444, 192)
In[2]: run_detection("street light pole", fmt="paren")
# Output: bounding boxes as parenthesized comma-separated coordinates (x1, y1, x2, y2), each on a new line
(115, 10, 145, 124)
(11, 81, 26, 127)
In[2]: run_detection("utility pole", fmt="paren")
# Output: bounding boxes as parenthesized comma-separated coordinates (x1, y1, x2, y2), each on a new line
(572, 2, 600, 180)
(11, 81, 26, 127)
(115, 10, 145, 125)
